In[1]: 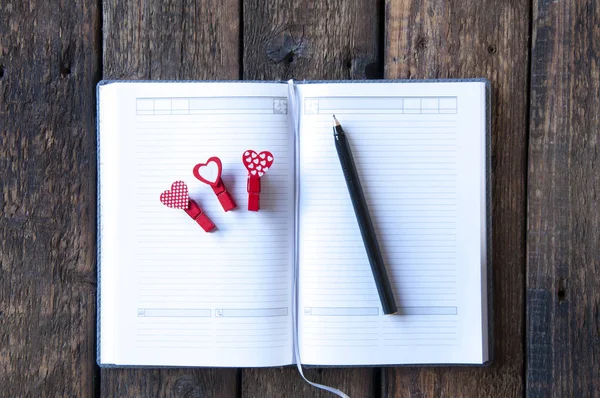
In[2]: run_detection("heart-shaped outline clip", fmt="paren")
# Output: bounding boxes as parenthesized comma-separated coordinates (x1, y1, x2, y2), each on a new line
(193, 156, 236, 212)
(193, 157, 222, 187)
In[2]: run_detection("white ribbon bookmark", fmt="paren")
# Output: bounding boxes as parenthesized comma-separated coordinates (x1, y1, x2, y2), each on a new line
(294, 361, 351, 398)
(288, 79, 350, 398)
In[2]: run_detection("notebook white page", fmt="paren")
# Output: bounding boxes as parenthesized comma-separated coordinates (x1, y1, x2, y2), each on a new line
(98, 82, 295, 367)
(295, 82, 488, 365)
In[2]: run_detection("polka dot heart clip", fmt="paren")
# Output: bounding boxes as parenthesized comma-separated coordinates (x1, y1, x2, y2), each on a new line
(243, 150, 274, 211)
(160, 181, 215, 232)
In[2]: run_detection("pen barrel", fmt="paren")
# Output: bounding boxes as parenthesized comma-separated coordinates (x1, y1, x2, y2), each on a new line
(334, 128, 397, 315)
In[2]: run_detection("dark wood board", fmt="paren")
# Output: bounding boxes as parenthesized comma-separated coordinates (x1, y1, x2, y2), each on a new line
(100, 368, 237, 398)
(100, 0, 240, 396)
(103, 0, 240, 80)
(242, 0, 380, 396)
(243, 0, 382, 81)
(526, 0, 600, 396)
(5, 0, 598, 395)
(0, 0, 100, 396)
(242, 367, 376, 398)
(384, 0, 530, 396)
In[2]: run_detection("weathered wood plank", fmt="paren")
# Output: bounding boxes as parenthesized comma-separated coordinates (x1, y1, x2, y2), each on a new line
(243, 0, 381, 80)
(243, 367, 375, 398)
(101, 0, 240, 395)
(526, 0, 600, 396)
(101, 368, 238, 397)
(0, 0, 100, 396)
(103, 0, 240, 80)
(242, 1, 380, 396)
(384, 0, 529, 396)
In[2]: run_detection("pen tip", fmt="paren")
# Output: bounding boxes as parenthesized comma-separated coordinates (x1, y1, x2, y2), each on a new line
(332, 115, 340, 127)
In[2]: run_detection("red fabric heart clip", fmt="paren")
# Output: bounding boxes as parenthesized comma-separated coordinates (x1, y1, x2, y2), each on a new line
(160, 181, 215, 232)
(193, 156, 236, 212)
(242, 150, 274, 211)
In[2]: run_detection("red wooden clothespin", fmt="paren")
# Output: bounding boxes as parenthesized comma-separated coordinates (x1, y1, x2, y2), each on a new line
(160, 181, 215, 232)
(192, 156, 236, 212)
(242, 150, 274, 211)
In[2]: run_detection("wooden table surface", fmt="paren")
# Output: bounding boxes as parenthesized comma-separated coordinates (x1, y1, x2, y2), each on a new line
(1, 0, 598, 396)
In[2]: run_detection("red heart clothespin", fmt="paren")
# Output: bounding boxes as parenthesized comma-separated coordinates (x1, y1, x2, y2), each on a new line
(160, 181, 215, 232)
(193, 157, 236, 212)
(242, 150, 274, 211)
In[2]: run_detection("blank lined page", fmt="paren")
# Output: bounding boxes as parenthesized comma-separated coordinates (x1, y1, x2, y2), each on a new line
(98, 82, 294, 367)
(295, 82, 488, 365)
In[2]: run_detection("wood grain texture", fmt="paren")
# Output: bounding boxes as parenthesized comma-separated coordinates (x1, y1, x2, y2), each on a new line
(385, 0, 529, 396)
(101, 0, 239, 395)
(242, 0, 380, 396)
(103, 0, 240, 80)
(243, 0, 382, 80)
(0, 0, 100, 396)
(527, 0, 600, 396)
(101, 368, 238, 398)
(243, 367, 375, 398)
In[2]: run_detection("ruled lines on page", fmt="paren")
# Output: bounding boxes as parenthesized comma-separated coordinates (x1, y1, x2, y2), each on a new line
(103, 83, 294, 367)
(295, 82, 486, 365)
(301, 114, 460, 349)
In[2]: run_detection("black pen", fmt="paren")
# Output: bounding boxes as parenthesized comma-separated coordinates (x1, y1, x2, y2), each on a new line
(333, 115, 397, 315)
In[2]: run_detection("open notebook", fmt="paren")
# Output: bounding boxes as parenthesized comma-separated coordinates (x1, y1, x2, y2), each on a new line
(97, 80, 491, 367)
